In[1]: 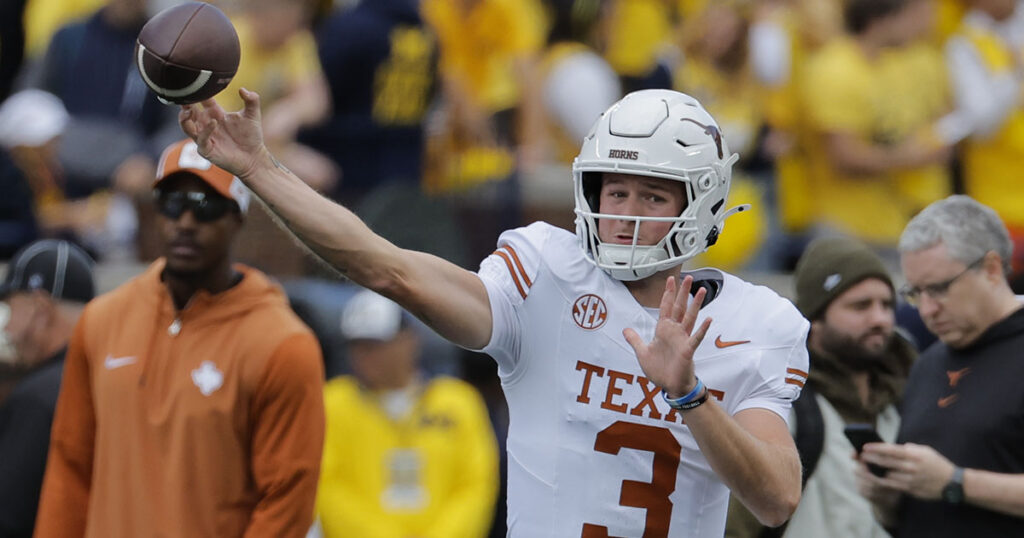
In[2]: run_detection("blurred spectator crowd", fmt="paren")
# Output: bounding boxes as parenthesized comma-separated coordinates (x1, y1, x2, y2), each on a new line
(6, 0, 1024, 280)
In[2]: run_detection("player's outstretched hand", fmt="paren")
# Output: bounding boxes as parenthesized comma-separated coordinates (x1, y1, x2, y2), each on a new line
(624, 275, 712, 398)
(179, 88, 266, 179)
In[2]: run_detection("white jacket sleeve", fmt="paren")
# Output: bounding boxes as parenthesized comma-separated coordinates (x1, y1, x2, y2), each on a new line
(945, 35, 1022, 139)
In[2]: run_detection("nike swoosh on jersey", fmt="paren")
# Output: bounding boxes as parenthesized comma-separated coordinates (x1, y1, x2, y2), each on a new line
(104, 355, 138, 370)
(937, 394, 959, 408)
(714, 335, 750, 348)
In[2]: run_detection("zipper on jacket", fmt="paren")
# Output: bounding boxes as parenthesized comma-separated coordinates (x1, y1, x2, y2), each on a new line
(167, 296, 191, 337)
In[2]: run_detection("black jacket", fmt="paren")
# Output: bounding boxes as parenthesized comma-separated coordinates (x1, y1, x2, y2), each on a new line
(896, 306, 1024, 537)
(0, 351, 65, 537)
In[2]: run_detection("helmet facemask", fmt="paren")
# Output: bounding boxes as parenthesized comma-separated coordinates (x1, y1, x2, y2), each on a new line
(572, 90, 748, 281)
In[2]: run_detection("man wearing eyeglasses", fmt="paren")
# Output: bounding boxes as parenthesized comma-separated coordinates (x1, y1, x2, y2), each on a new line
(35, 140, 326, 538)
(855, 195, 1024, 537)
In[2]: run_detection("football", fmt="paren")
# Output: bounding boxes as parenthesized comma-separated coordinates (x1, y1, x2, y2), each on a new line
(135, 2, 240, 105)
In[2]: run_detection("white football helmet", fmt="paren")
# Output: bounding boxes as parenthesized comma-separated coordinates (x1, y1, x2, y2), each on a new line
(573, 89, 748, 281)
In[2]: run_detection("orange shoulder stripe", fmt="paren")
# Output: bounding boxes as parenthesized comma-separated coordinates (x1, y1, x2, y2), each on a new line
(492, 248, 528, 299)
(786, 368, 808, 378)
(502, 245, 532, 287)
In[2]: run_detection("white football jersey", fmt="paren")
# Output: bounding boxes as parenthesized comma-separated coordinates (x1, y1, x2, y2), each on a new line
(477, 222, 809, 538)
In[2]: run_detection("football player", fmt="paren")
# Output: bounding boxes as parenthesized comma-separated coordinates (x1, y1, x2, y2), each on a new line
(180, 87, 808, 537)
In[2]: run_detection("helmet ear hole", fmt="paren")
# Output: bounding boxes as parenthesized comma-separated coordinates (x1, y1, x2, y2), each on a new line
(682, 232, 699, 249)
(697, 173, 716, 192)
(582, 172, 602, 211)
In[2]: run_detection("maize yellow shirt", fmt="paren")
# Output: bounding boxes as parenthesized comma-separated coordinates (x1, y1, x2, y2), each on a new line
(317, 376, 499, 538)
(23, 0, 103, 56)
(757, 9, 817, 234)
(801, 38, 951, 245)
(955, 23, 1024, 229)
(215, 18, 323, 112)
(422, 0, 545, 113)
(603, 0, 674, 77)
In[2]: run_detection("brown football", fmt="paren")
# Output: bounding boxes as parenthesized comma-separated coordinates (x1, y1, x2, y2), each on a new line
(135, 2, 240, 105)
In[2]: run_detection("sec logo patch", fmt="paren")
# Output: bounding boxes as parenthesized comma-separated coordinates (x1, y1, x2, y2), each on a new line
(572, 294, 607, 330)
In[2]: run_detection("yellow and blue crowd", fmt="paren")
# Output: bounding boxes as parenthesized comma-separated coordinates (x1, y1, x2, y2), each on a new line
(3, 0, 1024, 536)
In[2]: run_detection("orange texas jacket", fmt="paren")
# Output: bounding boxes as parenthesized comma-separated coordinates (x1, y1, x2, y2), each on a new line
(35, 260, 326, 538)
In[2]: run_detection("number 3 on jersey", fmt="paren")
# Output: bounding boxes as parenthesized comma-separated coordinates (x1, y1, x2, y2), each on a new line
(581, 421, 681, 538)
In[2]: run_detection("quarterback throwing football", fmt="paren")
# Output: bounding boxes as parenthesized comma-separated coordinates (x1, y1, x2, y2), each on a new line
(180, 88, 808, 537)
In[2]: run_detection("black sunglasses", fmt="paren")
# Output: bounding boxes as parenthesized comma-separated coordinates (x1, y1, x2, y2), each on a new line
(155, 191, 238, 223)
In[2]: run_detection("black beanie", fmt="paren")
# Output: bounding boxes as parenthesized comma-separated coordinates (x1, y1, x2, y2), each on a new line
(794, 236, 893, 320)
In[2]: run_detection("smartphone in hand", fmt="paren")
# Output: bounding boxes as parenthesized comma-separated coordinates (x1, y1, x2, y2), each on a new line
(843, 423, 889, 477)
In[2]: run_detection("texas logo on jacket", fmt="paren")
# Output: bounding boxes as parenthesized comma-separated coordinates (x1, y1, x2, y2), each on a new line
(37, 260, 325, 538)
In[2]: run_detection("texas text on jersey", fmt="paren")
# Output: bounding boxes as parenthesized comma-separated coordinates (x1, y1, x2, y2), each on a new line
(478, 222, 809, 538)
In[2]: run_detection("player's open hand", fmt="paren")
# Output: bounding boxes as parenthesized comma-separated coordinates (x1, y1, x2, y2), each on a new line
(624, 275, 712, 398)
(179, 88, 266, 179)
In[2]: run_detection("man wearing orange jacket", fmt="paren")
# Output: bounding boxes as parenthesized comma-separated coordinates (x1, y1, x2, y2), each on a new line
(35, 139, 326, 538)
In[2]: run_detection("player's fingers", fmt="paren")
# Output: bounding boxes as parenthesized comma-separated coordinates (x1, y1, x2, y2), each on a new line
(671, 275, 692, 321)
(196, 118, 218, 152)
(682, 287, 706, 333)
(179, 106, 201, 136)
(181, 103, 200, 125)
(200, 98, 228, 123)
(182, 120, 197, 140)
(691, 317, 712, 346)
(659, 275, 676, 320)
(622, 328, 646, 354)
(240, 88, 262, 120)
(179, 116, 195, 138)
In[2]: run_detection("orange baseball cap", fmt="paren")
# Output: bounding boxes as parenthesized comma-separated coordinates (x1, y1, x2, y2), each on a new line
(154, 139, 250, 212)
